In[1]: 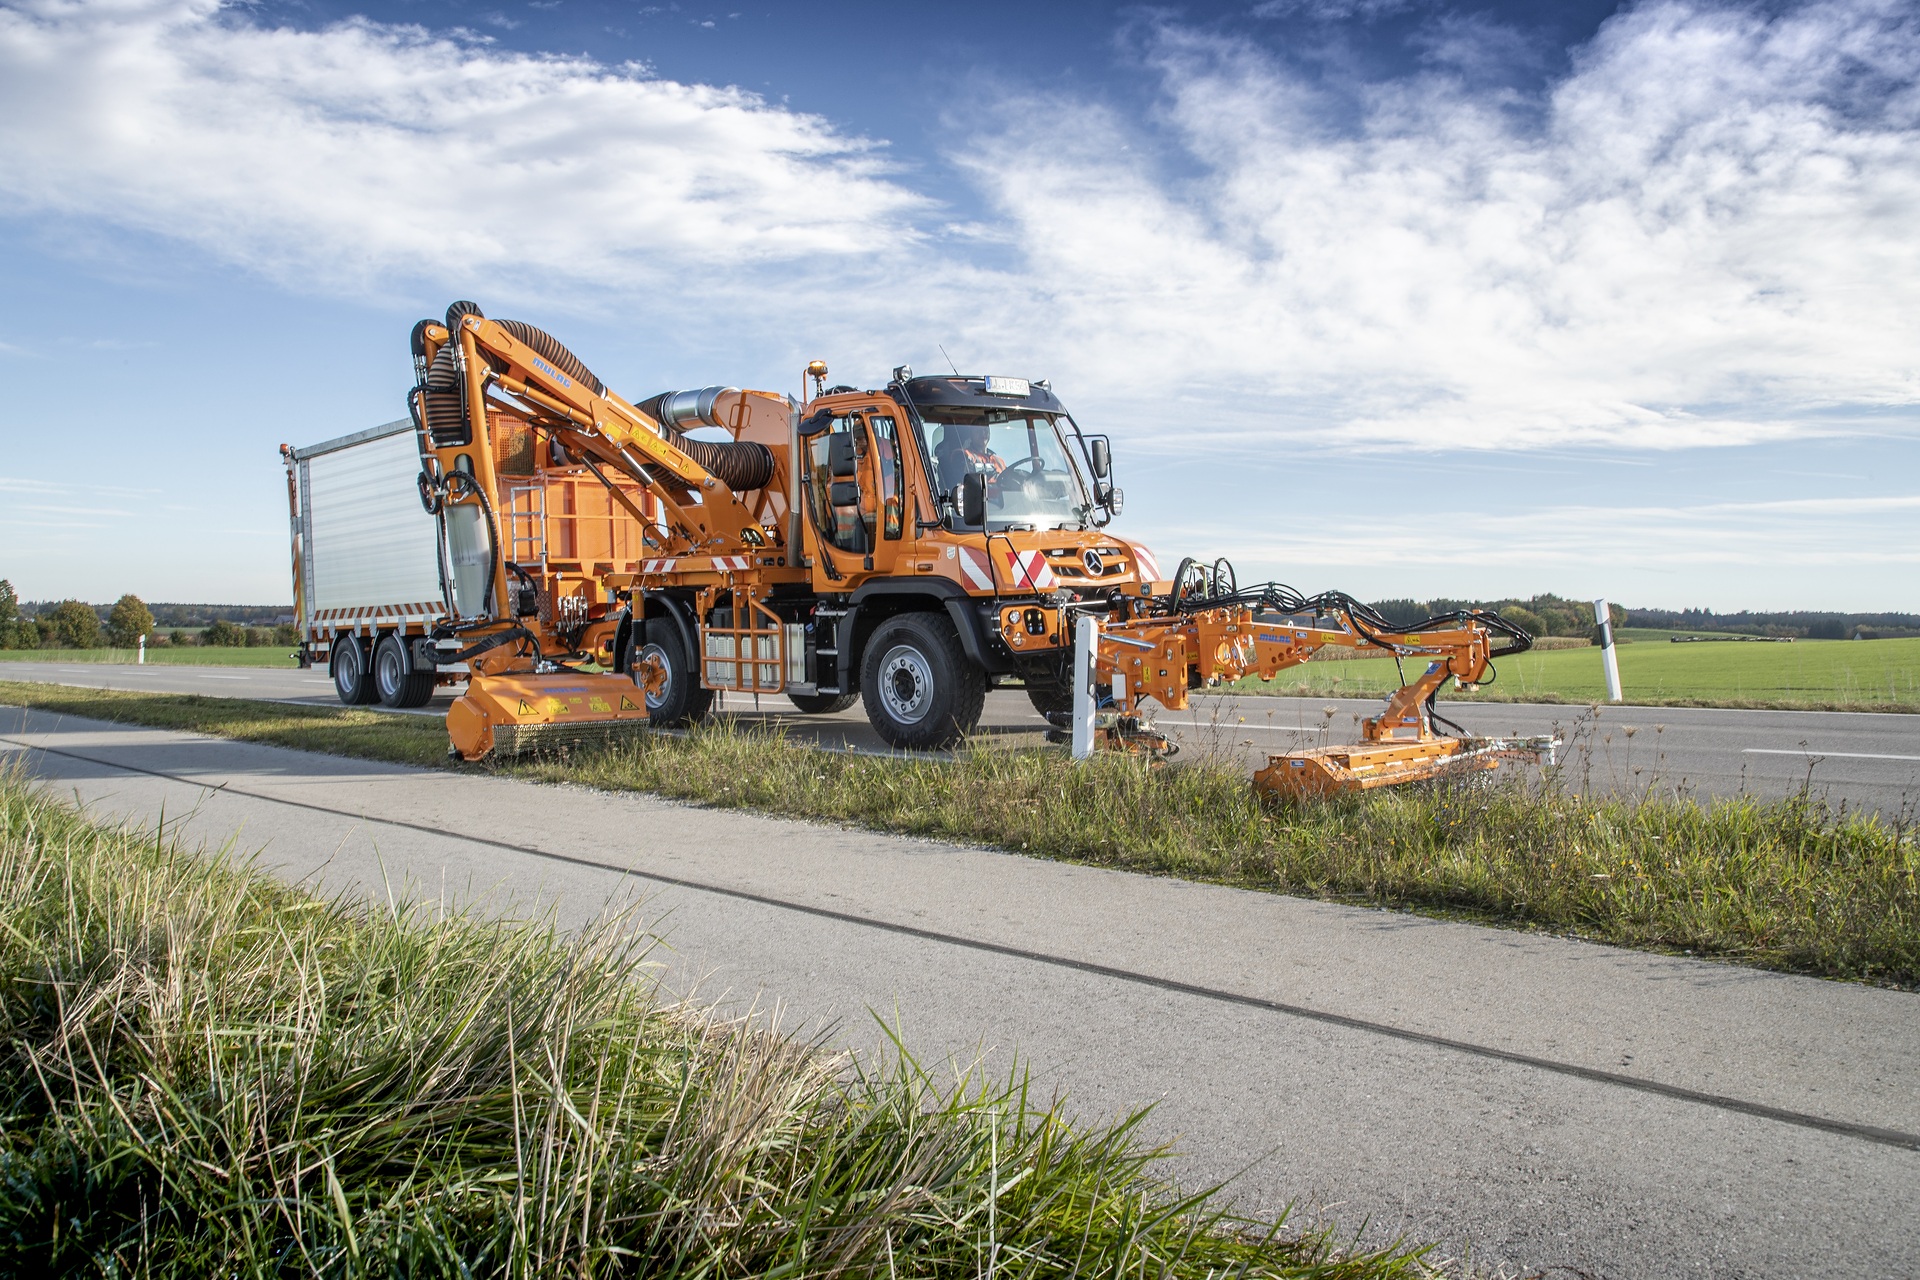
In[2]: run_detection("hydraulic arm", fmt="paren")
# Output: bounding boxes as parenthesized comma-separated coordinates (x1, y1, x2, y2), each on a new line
(408, 302, 788, 759)
(1062, 559, 1558, 797)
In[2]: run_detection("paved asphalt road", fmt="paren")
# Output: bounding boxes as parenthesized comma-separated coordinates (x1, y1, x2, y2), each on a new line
(4, 659, 1917, 812)
(3, 705, 1916, 1280)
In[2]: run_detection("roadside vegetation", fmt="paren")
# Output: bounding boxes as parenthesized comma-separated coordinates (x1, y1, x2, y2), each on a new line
(0, 581, 297, 655)
(5, 681, 1914, 986)
(1242, 635, 1920, 713)
(0, 765, 1430, 1278)
(0, 645, 300, 667)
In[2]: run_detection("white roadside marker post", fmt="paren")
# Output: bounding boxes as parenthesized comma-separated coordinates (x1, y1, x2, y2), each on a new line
(137, 634, 146, 665)
(1592, 598, 1622, 703)
(1072, 612, 1099, 761)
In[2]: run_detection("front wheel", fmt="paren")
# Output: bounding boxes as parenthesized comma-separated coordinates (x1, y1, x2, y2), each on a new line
(631, 617, 713, 727)
(787, 691, 859, 714)
(860, 613, 985, 750)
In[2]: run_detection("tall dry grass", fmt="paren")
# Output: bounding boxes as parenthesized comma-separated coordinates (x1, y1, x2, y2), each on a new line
(0, 767, 1430, 1277)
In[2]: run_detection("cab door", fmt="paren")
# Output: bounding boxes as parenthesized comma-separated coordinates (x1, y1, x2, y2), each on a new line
(859, 409, 912, 574)
(804, 407, 913, 585)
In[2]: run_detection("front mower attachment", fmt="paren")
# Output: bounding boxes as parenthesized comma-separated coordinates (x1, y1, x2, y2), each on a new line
(447, 671, 651, 761)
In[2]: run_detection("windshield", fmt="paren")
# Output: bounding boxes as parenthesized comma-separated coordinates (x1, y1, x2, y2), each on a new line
(917, 409, 1092, 531)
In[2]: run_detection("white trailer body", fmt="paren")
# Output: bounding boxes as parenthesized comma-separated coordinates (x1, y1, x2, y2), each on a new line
(284, 419, 449, 674)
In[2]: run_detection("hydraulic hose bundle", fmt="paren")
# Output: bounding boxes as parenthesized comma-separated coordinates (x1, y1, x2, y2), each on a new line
(1162, 556, 1534, 658)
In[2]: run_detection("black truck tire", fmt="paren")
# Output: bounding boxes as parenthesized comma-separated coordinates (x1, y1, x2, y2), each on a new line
(632, 617, 713, 727)
(787, 691, 859, 714)
(374, 632, 436, 708)
(1022, 660, 1074, 717)
(860, 612, 985, 750)
(331, 636, 378, 706)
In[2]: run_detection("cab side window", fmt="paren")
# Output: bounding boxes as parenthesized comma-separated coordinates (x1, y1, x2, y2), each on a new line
(867, 415, 904, 540)
(808, 416, 867, 554)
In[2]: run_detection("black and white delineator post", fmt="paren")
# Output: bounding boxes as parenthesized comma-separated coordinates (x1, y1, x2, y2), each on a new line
(1072, 612, 1099, 760)
(1592, 597, 1623, 702)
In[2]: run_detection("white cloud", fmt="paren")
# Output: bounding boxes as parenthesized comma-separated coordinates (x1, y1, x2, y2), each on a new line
(0, 0, 926, 298)
(956, 1, 1920, 452)
(1154, 491, 1920, 611)
(1, 0, 1916, 463)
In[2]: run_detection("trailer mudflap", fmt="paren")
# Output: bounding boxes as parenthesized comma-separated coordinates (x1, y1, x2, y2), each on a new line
(447, 672, 651, 761)
(1252, 735, 1559, 800)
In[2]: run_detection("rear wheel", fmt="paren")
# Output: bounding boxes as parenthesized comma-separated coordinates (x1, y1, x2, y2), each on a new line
(1022, 661, 1073, 717)
(331, 636, 377, 705)
(374, 633, 436, 708)
(787, 691, 859, 714)
(632, 617, 713, 727)
(860, 613, 985, 750)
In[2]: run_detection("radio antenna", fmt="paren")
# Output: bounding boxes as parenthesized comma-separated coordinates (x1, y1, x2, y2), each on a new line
(938, 344, 960, 375)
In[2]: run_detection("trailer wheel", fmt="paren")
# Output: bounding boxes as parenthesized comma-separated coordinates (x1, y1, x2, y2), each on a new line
(632, 619, 713, 727)
(331, 637, 377, 706)
(786, 691, 858, 715)
(374, 633, 436, 709)
(861, 613, 985, 750)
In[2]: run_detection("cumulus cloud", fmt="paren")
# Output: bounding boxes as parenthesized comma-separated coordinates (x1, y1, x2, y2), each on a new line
(1, 0, 1916, 460)
(958, 0, 1920, 451)
(0, 0, 925, 297)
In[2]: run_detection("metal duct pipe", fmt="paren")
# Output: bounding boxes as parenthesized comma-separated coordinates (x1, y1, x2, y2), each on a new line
(655, 386, 740, 431)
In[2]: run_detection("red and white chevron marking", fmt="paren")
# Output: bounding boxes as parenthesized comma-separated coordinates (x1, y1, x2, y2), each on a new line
(311, 602, 442, 623)
(712, 555, 752, 571)
(956, 546, 995, 590)
(1004, 549, 1055, 590)
(640, 558, 678, 574)
(1127, 542, 1162, 582)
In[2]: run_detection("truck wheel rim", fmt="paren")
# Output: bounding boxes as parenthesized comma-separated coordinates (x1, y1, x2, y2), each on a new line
(878, 644, 933, 724)
(377, 647, 402, 698)
(637, 642, 673, 710)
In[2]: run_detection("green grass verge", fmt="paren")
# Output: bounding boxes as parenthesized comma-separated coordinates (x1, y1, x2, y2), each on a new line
(0, 768, 1429, 1277)
(1232, 636, 1920, 713)
(0, 646, 299, 667)
(5, 681, 1916, 987)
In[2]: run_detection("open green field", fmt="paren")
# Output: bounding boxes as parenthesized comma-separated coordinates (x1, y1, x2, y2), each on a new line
(5, 680, 1914, 986)
(1237, 636, 1920, 712)
(0, 645, 299, 667)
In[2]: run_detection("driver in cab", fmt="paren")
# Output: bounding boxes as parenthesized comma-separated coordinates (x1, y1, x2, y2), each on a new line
(937, 424, 1004, 494)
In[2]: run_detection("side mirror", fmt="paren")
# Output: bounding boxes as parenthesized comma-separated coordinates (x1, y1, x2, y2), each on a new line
(1105, 487, 1124, 517)
(1089, 437, 1111, 481)
(960, 473, 987, 527)
(829, 480, 861, 506)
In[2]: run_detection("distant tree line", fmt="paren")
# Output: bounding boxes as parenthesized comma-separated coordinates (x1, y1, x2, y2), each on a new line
(1366, 594, 1619, 640)
(1615, 607, 1919, 640)
(1364, 595, 1919, 641)
(0, 582, 298, 650)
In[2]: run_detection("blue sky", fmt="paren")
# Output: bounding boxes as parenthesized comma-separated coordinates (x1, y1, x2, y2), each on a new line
(1, 0, 1916, 609)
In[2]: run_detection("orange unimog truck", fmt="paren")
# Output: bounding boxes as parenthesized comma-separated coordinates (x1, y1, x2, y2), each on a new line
(397, 301, 1159, 754)
(308, 300, 1548, 790)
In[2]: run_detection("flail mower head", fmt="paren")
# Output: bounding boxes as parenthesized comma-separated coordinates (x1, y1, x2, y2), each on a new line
(446, 671, 653, 761)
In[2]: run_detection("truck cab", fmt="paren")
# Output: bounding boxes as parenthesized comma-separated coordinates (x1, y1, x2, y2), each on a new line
(739, 370, 1160, 747)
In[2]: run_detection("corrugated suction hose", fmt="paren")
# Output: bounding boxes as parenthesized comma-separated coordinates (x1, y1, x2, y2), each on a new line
(636, 385, 776, 492)
(419, 303, 774, 491)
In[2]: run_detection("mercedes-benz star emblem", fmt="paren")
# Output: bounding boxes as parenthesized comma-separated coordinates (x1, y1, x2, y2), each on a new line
(1082, 549, 1104, 576)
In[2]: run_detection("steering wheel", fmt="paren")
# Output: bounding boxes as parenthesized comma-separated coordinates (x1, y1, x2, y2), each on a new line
(998, 456, 1047, 487)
